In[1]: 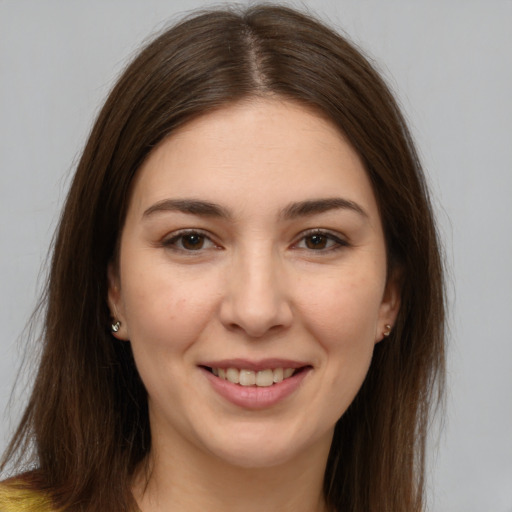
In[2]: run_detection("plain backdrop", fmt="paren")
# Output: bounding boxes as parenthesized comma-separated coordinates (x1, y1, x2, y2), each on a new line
(1, 1, 511, 511)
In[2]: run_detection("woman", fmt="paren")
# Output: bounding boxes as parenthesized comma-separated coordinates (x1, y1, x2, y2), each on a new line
(0, 4, 445, 512)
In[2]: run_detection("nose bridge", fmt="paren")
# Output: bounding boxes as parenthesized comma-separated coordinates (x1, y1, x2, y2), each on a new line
(220, 240, 292, 337)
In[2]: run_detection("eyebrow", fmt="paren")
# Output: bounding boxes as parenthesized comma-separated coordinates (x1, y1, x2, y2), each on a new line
(142, 197, 367, 220)
(280, 197, 368, 220)
(143, 199, 232, 219)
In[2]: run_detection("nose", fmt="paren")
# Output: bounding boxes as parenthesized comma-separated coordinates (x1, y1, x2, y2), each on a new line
(219, 247, 293, 338)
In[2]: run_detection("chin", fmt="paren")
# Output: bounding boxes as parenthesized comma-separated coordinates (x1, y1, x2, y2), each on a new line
(200, 421, 333, 470)
(211, 442, 301, 469)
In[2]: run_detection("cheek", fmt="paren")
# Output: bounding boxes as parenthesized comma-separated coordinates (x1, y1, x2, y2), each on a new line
(120, 261, 222, 357)
(296, 268, 385, 349)
(298, 273, 382, 421)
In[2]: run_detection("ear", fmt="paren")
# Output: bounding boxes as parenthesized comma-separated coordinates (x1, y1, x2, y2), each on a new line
(107, 263, 129, 340)
(375, 267, 402, 343)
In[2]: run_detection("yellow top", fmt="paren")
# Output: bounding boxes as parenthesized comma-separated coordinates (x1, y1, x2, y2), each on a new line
(0, 483, 53, 512)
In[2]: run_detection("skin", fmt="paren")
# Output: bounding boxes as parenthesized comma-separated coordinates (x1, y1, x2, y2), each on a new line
(109, 98, 400, 512)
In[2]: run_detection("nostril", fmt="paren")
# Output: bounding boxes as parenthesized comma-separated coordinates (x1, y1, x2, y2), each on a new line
(218, 276, 293, 338)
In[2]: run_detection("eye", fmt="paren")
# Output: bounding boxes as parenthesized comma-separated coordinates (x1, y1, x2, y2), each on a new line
(294, 230, 348, 251)
(162, 230, 217, 252)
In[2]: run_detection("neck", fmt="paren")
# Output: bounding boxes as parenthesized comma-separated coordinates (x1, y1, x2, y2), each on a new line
(132, 431, 332, 512)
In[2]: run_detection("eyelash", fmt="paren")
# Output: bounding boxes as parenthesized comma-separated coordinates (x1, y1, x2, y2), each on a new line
(161, 229, 349, 254)
(293, 229, 349, 252)
(162, 229, 218, 252)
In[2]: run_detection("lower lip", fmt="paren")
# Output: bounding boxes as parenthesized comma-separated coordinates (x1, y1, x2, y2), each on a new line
(202, 367, 311, 410)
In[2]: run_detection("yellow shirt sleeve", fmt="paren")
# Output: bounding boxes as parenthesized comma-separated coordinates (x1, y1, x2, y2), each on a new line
(0, 483, 54, 512)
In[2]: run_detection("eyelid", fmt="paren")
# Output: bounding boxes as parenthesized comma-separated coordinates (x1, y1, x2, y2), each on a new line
(159, 227, 348, 254)
(161, 228, 220, 252)
(292, 228, 349, 251)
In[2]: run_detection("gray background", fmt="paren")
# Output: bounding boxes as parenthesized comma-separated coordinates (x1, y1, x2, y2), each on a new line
(1, 1, 511, 510)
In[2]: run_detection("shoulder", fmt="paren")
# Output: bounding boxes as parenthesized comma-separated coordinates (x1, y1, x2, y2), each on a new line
(0, 480, 54, 512)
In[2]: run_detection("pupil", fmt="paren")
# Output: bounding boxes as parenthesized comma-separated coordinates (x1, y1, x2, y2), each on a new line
(307, 234, 326, 249)
(183, 234, 203, 250)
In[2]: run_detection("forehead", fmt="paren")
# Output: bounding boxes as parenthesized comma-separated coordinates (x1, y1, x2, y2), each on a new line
(128, 98, 380, 222)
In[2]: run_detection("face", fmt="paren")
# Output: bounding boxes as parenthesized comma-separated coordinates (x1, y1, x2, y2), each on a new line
(109, 98, 399, 470)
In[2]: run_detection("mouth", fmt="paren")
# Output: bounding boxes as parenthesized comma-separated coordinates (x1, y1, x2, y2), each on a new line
(201, 365, 312, 388)
(200, 361, 312, 409)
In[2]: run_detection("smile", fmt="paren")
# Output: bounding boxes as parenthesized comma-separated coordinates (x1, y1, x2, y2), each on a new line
(211, 367, 296, 387)
(202, 364, 311, 409)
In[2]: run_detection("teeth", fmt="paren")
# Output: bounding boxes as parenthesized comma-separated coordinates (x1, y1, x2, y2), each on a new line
(256, 369, 274, 387)
(212, 367, 297, 386)
(226, 367, 239, 384)
(239, 370, 256, 386)
(273, 368, 284, 383)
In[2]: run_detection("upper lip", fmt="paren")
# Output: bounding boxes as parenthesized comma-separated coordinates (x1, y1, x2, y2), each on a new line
(199, 358, 310, 371)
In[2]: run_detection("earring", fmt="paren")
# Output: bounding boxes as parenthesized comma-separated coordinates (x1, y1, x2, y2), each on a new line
(111, 320, 121, 333)
(383, 324, 392, 337)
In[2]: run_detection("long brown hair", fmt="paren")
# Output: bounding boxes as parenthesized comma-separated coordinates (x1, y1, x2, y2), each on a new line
(1, 5, 445, 511)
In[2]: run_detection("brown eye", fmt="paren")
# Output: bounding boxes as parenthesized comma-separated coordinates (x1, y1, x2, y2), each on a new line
(180, 234, 205, 250)
(163, 230, 216, 252)
(295, 230, 348, 252)
(305, 234, 328, 250)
